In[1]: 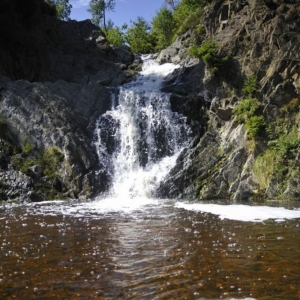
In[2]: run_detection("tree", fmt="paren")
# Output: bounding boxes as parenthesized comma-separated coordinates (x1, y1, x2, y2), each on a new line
(172, 0, 210, 35)
(152, 6, 174, 51)
(105, 19, 115, 31)
(105, 26, 125, 46)
(164, 0, 180, 10)
(124, 17, 155, 53)
(88, 0, 116, 31)
(46, 0, 72, 20)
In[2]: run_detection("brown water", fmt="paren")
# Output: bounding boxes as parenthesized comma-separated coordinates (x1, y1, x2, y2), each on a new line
(0, 199, 300, 300)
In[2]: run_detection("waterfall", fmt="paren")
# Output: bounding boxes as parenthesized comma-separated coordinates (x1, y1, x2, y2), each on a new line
(95, 55, 191, 199)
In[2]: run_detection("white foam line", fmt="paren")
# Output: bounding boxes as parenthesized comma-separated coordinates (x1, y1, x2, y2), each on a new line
(175, 203, 300, 222)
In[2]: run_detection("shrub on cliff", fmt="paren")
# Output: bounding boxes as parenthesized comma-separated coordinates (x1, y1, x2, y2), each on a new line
(233, 97, 262, 123)
(242, 75, 258, 97)
(233, 98, 266, 139)
(245, 115, 266, 139)
(173, 0, 210, 34)
(253, 123, 299, 195)
(189, 39, 228, 72)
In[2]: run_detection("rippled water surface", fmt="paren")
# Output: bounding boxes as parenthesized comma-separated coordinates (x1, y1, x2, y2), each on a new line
(0, 199, 300, 299)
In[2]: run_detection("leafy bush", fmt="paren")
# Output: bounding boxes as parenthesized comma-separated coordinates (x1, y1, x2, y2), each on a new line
(173, 0, 209, 33)
(232, 98, 262, 123)
(242, 75, 257, 97)
(12, 146, 64, 179)
(280, 98, 300, 114)
(189, 39, 228, 72)
(23, 141, 34, 154)
(124, 17, 155, 53)
(39, 146, 64, 178)
(268, 125, 299, 158)
(105, 27, 124, 46)
(175, 7, 205, 37)
(253, 149, 276, 190)
(245, 115, 265, 139)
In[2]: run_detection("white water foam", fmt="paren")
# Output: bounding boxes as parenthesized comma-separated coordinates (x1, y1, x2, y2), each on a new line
(175, 202, 300, 222)
(95, 55, 190, 200)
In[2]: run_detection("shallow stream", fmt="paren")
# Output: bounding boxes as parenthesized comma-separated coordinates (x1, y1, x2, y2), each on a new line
(0, 199, 300, 299)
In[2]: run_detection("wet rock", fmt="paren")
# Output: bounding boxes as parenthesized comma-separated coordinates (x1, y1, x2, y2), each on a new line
(0, 78, 113, 200)
(233, 181, 254, 201)
(156, 30, 192, 65)
(157, 48, 178, 64)
(282, 180, 300, 200)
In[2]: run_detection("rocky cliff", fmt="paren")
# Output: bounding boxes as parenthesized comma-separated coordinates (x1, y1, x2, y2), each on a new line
(0, 0, 137, 201)
(156, 0, 300, 202)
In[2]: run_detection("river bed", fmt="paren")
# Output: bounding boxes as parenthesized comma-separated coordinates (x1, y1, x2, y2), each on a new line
(0, 199, 299, 299)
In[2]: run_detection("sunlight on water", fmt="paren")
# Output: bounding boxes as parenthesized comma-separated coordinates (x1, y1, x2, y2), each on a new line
(94, 55, 190, 199)
(176, 202, 300, 222)
(26, 197, 161, 217)
(1, 199, 300, 299)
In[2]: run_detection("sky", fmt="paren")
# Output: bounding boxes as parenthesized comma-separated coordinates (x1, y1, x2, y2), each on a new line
(70, 0, 165, 28)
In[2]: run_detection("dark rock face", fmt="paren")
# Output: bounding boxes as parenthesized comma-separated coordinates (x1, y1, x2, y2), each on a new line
(156, 0, 300, 202)
(0, 79, 112, 200)
(0, 0, 134, 84)
(0, 0, 135, 202)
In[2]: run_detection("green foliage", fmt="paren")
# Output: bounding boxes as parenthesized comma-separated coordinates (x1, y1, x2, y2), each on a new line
(245, 115, 266, 139)
(124, 17, 155, 53)
(193, 24, 206, 37)
(173, 0, 207, 27)
(242, 75, 257, 97)
(55, 0, 72, 20)
(173, 0, 209, 35)
(253, 149, 276, 190)
(23, 141, 34, 154)
(254, 116, 300, 192)
(164, 0, 180, 10)
(105, 26, 124, 46)
(39, 146, 64, 178)
(12, 146, 64, 179)
(175, 6, 205, 36)
(88, 0, 116, 30)
(233, 97, 265, 139)
(280, 98, 300, 114)
(11, 155, 34, 174)
(46, 0, 72, 20)
(268, 125, 299, 158)
(189, 39, 228, 72)
(232, 98, 262, 123)
(152, 7, 174, 51)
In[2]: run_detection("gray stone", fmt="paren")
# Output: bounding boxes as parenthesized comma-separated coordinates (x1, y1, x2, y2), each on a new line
(233, 181, 254, 201)
(157, 48, 178, 64)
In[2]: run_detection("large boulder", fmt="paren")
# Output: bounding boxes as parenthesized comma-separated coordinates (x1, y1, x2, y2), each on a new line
(0, 78, 112, 201)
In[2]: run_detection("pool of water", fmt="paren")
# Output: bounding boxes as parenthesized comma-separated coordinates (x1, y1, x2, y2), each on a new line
(0, 199, 300, 299)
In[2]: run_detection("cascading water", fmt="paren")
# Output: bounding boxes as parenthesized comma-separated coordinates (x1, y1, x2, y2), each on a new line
(2, 59, 300, 300)
(94, 55, 191, 199)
